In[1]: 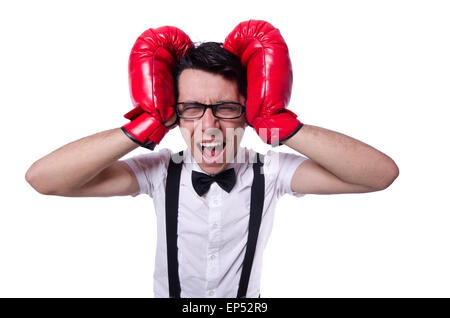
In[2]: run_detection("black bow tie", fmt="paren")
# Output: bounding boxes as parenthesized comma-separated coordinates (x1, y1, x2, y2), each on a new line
(191, 168, 236, 197)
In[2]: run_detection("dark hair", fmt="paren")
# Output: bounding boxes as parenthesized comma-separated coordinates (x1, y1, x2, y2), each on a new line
(174, 42, 247, 102)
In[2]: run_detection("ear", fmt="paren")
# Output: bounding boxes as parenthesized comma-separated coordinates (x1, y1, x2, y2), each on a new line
(240, 94, 248, 128)
(239, 94, 246, 105)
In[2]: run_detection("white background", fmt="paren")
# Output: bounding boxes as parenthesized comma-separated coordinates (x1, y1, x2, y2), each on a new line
(1, 0, 449, 297)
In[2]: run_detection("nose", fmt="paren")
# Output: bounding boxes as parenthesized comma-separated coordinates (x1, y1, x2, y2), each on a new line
(201, 107, 219, 129)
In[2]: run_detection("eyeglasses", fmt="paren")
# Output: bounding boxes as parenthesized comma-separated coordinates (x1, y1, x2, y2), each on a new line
(175, 101, 245, 120)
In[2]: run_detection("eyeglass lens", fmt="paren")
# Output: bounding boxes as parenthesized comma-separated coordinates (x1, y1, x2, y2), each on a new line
(177, 103, 243, 119)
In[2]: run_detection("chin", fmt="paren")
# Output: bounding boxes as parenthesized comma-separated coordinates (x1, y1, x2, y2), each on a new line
(191, 140, 237, 175)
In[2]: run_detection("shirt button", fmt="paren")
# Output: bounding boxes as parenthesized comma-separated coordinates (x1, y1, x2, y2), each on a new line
(213, 223, 219, 229)
(208, 290, 215, 296)
(210, 254, 216, 260)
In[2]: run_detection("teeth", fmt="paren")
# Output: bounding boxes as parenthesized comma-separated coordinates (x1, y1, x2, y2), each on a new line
(200, 141, 223, 147)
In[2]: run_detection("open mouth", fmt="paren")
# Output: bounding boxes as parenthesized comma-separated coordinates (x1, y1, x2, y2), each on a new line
(196, 140, 226, 164)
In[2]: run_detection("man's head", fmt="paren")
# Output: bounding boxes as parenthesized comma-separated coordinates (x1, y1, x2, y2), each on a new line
(174, 42, 248, 175)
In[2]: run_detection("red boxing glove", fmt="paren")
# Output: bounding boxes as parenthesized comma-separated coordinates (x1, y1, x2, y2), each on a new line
(122, 26, 193, 150)
(224, 20, 303, 145)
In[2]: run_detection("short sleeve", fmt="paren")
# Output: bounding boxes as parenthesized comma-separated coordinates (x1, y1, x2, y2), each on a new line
(264, 150, 308, 198)
(122, 148, 172, 197)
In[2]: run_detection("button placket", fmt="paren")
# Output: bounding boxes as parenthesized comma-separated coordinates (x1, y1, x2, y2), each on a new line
(206, 212, 221, 281)
(205, 185, 222, 290)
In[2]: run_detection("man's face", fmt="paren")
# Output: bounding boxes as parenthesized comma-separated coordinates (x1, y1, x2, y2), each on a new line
(177, 69, 247, 175)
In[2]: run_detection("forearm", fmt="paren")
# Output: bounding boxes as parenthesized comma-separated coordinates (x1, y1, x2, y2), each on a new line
(283, 124, 399, 190)
(26, 128, 138, 194)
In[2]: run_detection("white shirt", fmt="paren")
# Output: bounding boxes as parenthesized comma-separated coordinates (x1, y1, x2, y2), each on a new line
(124, 146, 307, 298)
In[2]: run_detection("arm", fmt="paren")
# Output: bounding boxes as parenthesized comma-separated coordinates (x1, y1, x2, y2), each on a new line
(25, 128, 140, 197)
(283, 124, 399, 194)
(25, 26, 190, 196)
(224, 20, 398, 195)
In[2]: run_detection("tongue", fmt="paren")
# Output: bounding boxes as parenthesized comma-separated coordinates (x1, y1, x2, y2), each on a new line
(204, 146, 216, 157)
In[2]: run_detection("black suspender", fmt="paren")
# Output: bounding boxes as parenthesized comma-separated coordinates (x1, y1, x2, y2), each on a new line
(237, 152, 265, 298)
(165, 150, 265, 298)
(165, 151, 183, 298)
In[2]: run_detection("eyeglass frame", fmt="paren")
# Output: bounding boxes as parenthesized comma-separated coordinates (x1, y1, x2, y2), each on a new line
(174, 101, 246, 120)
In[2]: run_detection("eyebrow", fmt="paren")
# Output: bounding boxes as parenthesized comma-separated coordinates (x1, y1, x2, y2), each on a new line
(179, 100, 239, 104)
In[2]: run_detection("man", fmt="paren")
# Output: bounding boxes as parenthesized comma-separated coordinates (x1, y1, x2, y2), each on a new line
(25, 21, 399, 298)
